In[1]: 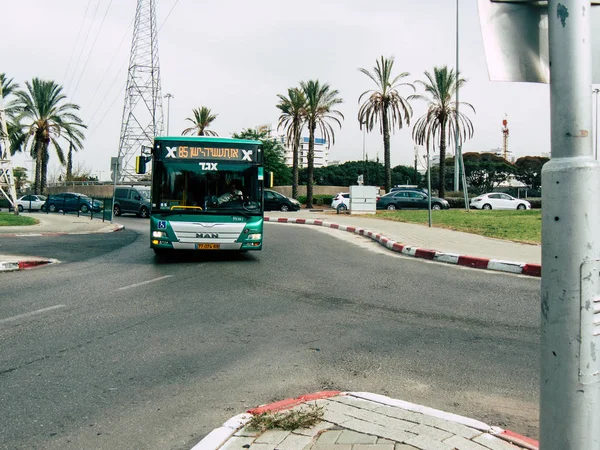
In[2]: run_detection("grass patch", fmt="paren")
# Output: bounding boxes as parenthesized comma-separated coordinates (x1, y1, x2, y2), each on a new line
(0, 212, 39, 227)
(247, 404, 324, 431)
(377, 209, 541, 244)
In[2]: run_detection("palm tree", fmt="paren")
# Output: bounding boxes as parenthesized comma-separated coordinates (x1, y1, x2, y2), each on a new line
(64, 126, 85, 180)
(12, 78, 86, 194)
(276, 87, 306, 199)
(0, 73, 25, 155)
(412, 66, 475, 198)
(358, 56, 415, 192)
(300, 80, 344, 208)
(182, 107, 218, 136)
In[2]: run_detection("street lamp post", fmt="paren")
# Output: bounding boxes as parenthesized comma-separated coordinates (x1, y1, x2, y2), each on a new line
(164, 93, 173, 135)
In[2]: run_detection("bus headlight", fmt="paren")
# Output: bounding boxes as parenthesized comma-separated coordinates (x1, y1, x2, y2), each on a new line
(248, 233, 262, 240)
(152, 231, 167, 238)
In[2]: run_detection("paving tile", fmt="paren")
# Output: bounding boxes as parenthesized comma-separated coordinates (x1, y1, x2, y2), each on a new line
(309, 445, 352, 450)
(378, 438, 396, 444)
(276, 432, 315, 449)
(234, 426, 262, 437)
(404, 434, 455, 450)
(341, 418, 416, 444)
(336, 430, 378, 444)
(353, 444, 395, 450)
(395, 445, 420, 450)
(408, 424, 452, 441)
(220, 436, 256, 449)
(472, 434, 520, 450)
(315, 430, 343, 444)
(254, 429, 290, 445)
(322, 410, 354, 426)
(248, 444, 274, 450)
(326, 401, 416, 432)
(294, 421, 336, 437)
(443, 435, 491, 450)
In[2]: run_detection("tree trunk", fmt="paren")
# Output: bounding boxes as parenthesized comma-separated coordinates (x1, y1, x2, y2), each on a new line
(34, 138, 44, 195)
(382, 107, 391, 192)
(40, 143, 50, 195)
(306, 122, 315, 208)
(66, 145, 73, 181)
(292, 125, 300, 199)
(439, 127, 446, 199)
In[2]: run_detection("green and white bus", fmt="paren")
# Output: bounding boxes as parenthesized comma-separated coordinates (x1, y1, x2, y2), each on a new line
(136, 136, 270, 255)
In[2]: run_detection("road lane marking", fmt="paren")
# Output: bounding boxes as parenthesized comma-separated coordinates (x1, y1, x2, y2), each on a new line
(0, 305, 67, 325)
(116, 275, 173, 291)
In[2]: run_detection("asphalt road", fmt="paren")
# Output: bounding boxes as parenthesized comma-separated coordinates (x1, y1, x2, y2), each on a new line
(0, 217, 540, 449)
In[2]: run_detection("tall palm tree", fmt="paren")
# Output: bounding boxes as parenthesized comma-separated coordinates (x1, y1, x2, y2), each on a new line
(182, 107, 218, 136)
(276, 87, 306, 199)
(0, 73, 25, 155)
(12, 78, 86, 194)
(412, 66, 475, 198)
(300, 80, 344, 208)
(358, 56, 415, 192)
(64, 126, 85, 180)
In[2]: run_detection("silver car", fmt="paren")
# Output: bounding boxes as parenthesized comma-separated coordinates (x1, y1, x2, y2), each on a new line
(14, 194, 47, 212)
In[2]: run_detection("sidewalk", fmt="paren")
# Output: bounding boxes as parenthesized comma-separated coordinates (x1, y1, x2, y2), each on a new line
(195, 391, 538, 450)
(265, 211, 541, 277)
(0, 212, 123, 272)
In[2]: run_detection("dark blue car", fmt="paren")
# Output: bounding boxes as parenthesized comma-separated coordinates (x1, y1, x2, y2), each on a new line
(46, 192, 103, 213)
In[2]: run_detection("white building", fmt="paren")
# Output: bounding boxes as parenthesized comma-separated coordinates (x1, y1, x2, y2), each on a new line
(278, 135, 330, 168)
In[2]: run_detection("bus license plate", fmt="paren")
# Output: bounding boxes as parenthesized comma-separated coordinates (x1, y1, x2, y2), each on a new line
(196, 243, 220, 250)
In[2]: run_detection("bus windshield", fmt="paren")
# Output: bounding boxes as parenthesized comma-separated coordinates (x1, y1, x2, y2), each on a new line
(153, 160, 262, 214)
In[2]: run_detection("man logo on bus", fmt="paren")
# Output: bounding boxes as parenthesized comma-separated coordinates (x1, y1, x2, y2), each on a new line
(242, 150, 253, 161)
(197, 233, 219, 239)
(166, 146, 177, 158)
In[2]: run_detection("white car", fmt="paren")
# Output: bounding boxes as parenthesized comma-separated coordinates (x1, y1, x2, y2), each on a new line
(331, 192, 350, 210)
(470, 193, 531, 210)
(14, 194, 47, 212)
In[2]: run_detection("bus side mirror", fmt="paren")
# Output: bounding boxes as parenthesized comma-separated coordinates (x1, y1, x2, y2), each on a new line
(136, 156, 150, 174)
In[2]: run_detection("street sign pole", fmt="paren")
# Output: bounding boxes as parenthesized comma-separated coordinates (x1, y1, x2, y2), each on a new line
(541, 1, 600, 448)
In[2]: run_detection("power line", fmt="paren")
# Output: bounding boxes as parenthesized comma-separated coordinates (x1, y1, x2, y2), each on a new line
(71, 0, 116, 102)
(62, 0, 95, 85)
(86, 17, 135, 109)
(65, 0, 102, 94)
(159, 0, 180, 31)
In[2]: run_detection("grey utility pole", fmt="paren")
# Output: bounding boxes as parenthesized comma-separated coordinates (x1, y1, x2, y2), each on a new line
(541, 1, 600, 448)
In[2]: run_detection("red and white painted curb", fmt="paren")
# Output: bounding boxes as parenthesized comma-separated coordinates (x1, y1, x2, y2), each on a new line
(192, 391, 539, 450)
(0, 224, 125, 238)
(0, 258, 58, 272)
(265, 217, 541, 277)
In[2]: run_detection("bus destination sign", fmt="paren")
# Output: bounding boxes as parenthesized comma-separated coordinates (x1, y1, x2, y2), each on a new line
(158, 144, 259, 162)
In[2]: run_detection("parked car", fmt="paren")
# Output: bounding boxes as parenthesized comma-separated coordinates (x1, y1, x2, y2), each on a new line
(376, 189, 449, 211)
(46, 192, 103, 213)
(113, 185, 151, 218)
(12, 195, 46, 212)
(263, 189, 301, 212)
(470, 193, 531, 210)
(331, 192, 350, 210)
(389, 186, 428, 195)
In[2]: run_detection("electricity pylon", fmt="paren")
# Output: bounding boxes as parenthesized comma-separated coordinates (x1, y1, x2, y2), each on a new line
(116, 0, 164, 181)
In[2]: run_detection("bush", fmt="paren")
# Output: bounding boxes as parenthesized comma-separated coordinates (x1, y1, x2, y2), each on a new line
(297, 194, 333, 206)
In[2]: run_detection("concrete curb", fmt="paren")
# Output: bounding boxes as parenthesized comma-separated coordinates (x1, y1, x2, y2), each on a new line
(191, 391, 539, 450)
(0, 223, 125, 237)
(265, 216, 541, 277)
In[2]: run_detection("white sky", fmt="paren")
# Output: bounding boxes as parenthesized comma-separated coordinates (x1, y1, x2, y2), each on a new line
(3, 0, 553, 180)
